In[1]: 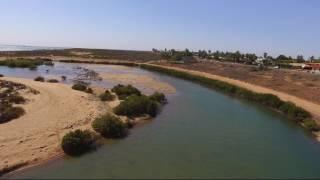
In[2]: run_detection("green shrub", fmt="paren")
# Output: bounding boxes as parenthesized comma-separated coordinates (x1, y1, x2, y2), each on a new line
(303, 119, 320, 132)
(34, 76, 45, 82)
(111, 84, 141, 100)
(0, 106, 25, 124)
(61, 129, 95, 156)
(92, 114, 128, 138)
(47, 79, 59, 83)
(0, 74, 3, 77)
(114, 95, 159, 117)
(85, 88, 93, 94)
(149, 92, 167, 104)
(72, 83, 87, 91)
(99, 91, 115, 101)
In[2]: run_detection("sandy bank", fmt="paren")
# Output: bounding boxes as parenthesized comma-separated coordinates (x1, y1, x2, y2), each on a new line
(146, 64, 320, 137)
(0, 77, 105, 175)
(100, 73, 176, 94)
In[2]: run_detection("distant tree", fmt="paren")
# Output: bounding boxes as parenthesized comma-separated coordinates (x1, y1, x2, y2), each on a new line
(277, 55, 289, 60)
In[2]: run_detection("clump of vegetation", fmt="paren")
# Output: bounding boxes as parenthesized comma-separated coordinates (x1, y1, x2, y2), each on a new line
(0, 80, 29, 123)
(71, 82, 94, 94)
(99, 90, 115, 101)
(141, 64, 318, 132)
(149, 92, 167, 104)
(61, 76, 67, 81)
(92, 113, 128, 138)
(303, 119, 320, 132)
(111, 84, 141, 100)
(47, 79, 59, 83)
(61, 129, 95, 156)
(0, 105, 25, 124)
(114, 95, 159, 117)
(85, 87, 93, 94)
(34, 76, 45, 82)
(0, 74, 4, 77)
(0, 59, 45, 69)
(72, 83, 87, 91)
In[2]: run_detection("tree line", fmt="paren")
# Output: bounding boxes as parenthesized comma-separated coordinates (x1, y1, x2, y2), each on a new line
(152, 48, 320, 64)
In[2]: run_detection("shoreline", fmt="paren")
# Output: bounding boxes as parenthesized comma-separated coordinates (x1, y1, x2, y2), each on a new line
(140, 63, 320, 140)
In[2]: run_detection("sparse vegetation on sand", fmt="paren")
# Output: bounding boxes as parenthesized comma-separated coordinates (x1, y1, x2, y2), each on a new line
(34, 76, 45, 82)
(0, 80, 37, 123)
(99, 90, 115, 101)
(111, 84, 141, 100)
(140, 64, 319, 132)
(114, 95, 160, 117)
(61, 129, 95, 156)
(47, 79, 59, 83)
(92, 113, 128, 138)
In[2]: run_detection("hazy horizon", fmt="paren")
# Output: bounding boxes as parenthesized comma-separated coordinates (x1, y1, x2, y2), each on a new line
(1, 0, 320, 57)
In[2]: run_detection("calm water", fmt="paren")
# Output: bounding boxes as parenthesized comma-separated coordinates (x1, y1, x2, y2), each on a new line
(3, 63, 320, 179)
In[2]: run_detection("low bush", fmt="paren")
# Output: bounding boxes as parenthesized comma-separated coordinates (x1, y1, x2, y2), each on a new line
(0, 106, 25, 124)
(114, 95, 159, 117)
(92, 114, 128, 138)
(34, 76, 45, 82)
(111, 84, 141, 100)
(0, 74, 3, 77)
(61, 129, 95, 156)
(303, 119, 320, 132)
(99, 90, 115, 101)
(61, 76, 67, 81)
(47, 79, 59, 83)
(85, 88, 93, 94)
(72, 83, 87, 92)
(149, 92, 167, 104)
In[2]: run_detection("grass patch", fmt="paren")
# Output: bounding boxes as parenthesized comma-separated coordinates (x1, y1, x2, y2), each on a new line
(140, 64, 317, 132)
(149, 92, 167, 104)
(92, 113, 128, 138)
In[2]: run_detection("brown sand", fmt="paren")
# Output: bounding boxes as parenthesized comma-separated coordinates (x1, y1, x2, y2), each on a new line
(0, 77, 105, 174)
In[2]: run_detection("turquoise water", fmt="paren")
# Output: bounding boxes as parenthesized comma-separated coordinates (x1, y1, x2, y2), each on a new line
(3, 65, 320, 179)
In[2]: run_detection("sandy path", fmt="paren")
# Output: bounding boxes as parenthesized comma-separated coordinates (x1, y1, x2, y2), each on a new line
(0, 77, 105, 174)
(147, 64, 320, 121)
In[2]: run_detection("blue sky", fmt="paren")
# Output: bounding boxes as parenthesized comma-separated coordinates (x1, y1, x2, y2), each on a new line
(0, 0, 319, 57)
